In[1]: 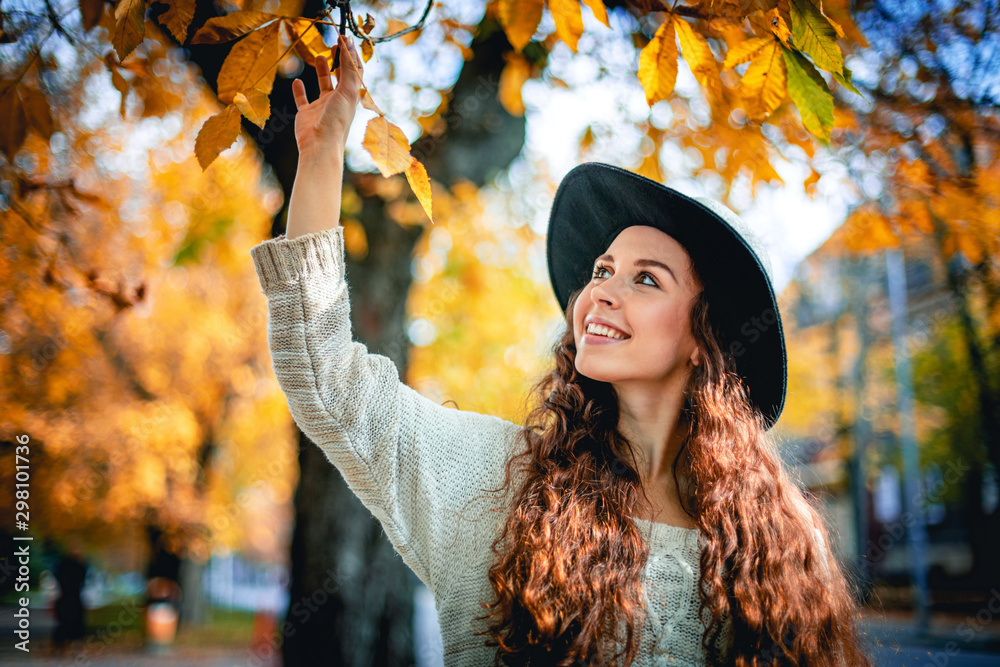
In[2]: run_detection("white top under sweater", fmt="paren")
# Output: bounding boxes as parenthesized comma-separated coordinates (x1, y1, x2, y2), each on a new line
(250, 225, 733, 666)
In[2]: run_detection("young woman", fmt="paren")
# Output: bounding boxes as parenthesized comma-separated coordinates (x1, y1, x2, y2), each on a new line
(251, 33, 874, 666)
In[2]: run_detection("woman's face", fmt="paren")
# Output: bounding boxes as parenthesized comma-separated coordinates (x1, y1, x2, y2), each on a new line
(572, 225, 702, 388)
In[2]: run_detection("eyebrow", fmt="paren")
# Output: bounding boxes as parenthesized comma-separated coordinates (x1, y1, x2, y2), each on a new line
(594, 253, 678, 285)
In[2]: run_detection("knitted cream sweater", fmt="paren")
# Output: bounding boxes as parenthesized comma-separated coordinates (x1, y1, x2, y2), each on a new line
(251, 225, 731, 666)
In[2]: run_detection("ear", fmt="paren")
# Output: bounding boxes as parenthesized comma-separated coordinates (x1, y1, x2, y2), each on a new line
(689, 347, 701, 367)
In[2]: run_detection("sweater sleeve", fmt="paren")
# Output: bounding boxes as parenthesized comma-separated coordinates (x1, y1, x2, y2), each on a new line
(250, 226, 524, 601)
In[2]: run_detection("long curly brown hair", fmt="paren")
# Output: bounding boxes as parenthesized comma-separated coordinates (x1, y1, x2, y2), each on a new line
(472, 281, 874, 666)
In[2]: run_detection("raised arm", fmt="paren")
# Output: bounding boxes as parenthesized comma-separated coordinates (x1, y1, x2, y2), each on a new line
(251, 37, 524, 601)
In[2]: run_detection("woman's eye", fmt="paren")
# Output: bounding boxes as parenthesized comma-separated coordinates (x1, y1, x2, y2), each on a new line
(592, 265, 658, 287)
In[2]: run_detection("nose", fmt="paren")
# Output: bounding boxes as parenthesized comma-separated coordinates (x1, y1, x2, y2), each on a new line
(590, 272, 621, 308)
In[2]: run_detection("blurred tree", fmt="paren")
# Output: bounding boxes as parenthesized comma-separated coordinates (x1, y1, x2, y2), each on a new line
(0, 21, 295, 635)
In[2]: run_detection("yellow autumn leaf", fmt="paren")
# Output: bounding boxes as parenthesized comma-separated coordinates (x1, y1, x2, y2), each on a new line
(405, 158, 434, 224)
(157, 0, 196, 44)
(549, 0, 584, 53)
(763, 8, 791, 46)
(637, 17, 678, 106)
(283, 18, 330, 67)
(498, 0, 544, 52)
(360, 89, 384, 116)
(581, 0, 610, 28)
(216, 21, 280, 104)
(740, 39, 786, 120)
(498, 52, 532, 116)
(112, 0, 145, 61)
(233, 88, 270, 129)
(673, 16, 721, 102)
(821, 8, 845, 39)
(360, 38, 374, 62)
(387, 18, 421, 45)
(362, 116, 413, 177)
(190, 10, 275, 44)
(722, 36, 773, 69)
(194, 104, 241, 170)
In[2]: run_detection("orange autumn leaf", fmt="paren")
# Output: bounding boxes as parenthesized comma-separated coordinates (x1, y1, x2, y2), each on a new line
(190, 10, 275, 44)
(498, 52, 532, 116)
(387, 18, 421, 45)
(283, 18, 330, 67)
(549, 0, 584, 53)
(157, 0, 196, 43)
(112, 0, 145, 61)
(762, 7, 791, 46)
(405, 158, 434, 224)
(360, 89, 384, 116)
(195, 103, 242, 169)
(216, 21, 280, 104)
(362, 116, 413, 177)
(498, 0, 544, 52)
(581, 0, 610, 28)
(233, 88, 270, 129)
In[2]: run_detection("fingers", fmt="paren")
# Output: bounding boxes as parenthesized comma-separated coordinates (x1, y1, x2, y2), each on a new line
(292, 77, 308, 110)
(316, 51, 334, 95)
(294, 35, 363, 110)
(335, 34, 364, 94)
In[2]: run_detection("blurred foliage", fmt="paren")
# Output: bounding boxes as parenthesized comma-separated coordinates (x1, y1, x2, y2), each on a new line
(0, 28, 296, 565)
(0, 0, 869, 214)
(402, 179, 559, 423)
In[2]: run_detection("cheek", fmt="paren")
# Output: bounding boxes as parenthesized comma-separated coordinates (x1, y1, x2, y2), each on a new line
(572, 288, 591, 330)
(640, 306, 688, 342)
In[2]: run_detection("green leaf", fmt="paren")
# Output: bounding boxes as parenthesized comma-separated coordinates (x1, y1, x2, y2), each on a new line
(782, 46, 833, 143)
(172, 217, 234, 265)
(789, 0, 843, 75)
(832, 63, 860, 96)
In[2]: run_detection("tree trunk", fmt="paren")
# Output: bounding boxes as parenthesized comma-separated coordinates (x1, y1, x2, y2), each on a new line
(157, 2, 527, 662)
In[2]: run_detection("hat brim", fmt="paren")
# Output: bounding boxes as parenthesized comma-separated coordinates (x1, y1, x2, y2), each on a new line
(545, 162, 787, 430)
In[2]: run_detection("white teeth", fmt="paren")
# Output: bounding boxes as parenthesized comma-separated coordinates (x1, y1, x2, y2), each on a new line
(586, 323, 627, 339)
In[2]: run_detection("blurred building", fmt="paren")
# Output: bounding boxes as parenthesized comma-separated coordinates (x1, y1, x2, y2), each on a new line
(775, 232, 997, 603)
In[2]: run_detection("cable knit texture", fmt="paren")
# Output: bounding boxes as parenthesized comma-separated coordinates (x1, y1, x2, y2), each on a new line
(251, 226, 731, 665)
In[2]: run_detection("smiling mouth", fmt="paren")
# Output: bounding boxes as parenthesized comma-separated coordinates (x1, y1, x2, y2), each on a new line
(584, 324, 630, 340)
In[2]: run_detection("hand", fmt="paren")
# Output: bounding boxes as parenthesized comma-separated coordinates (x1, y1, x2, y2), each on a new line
(291, 34, 365, 163)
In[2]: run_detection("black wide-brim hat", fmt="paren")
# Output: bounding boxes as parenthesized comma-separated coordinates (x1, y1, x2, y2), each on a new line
(545, 161, 787, 430)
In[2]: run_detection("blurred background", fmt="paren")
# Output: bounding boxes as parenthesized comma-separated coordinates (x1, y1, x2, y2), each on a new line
(0, 0, 998, 664)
